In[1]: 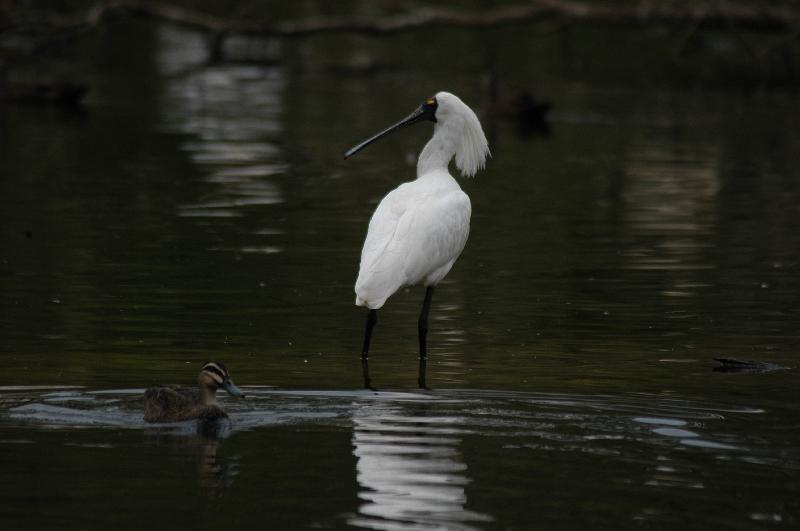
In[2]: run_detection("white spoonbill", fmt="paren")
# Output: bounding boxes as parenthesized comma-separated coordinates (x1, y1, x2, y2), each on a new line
(344, 91, 490, 388)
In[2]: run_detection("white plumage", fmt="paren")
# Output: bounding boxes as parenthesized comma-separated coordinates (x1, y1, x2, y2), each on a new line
(355, 170, 472, 309)
(344, 91, 489, 388)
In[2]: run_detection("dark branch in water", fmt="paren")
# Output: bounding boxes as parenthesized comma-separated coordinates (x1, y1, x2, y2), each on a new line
(713, 358, 789, 374)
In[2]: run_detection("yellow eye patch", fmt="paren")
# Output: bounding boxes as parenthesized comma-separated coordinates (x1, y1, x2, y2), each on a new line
(426, 98, 436, 105)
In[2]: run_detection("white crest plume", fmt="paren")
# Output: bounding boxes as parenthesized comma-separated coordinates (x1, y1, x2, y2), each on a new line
(436, 91, 490, 178)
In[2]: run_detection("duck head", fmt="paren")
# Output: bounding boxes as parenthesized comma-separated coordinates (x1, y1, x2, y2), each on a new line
(198, 361, 245, 405)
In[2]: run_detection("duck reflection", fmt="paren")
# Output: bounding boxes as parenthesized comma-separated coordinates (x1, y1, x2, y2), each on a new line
(349, 400, 491, 530)
(197, 437, 240, 498)
(146, 421, 240, 498)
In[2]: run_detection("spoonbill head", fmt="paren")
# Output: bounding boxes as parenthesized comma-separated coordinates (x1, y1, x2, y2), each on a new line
(345, 91, 489, 177)
(344, 92, 489, 389)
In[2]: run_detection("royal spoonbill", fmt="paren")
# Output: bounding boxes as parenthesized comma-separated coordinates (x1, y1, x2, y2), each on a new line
(344, 91, 489, 388)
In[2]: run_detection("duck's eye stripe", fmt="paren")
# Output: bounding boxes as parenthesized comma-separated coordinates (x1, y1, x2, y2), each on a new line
(209, 361, 228, 373)
(203, 361, 228, 374)
(204, 365, 226, 382)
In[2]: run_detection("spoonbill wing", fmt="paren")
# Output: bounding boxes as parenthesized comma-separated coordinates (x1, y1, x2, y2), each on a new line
(355, 181, 471, 309)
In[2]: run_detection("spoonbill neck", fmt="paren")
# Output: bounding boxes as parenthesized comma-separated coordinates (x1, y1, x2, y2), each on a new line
(417, 120, 461, 177)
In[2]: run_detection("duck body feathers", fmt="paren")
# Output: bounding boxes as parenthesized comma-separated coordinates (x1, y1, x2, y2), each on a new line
(143, 385, 228, 423)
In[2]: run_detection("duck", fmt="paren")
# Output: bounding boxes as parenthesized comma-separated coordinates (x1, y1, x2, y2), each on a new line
(143, 361, 245, 423)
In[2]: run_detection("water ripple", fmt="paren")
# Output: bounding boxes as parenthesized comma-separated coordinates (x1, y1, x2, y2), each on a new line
(2, 387, 794, 529)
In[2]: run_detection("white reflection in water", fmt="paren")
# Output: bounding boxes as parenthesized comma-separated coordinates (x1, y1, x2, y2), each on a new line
(622, 139, 720, 297)
(156, 26, 285, 246)
(349, 401, 492, 531)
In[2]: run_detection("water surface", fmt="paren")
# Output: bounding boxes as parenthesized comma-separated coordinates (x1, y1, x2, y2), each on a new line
(3, 385, 797, 529)
(1, 21, 799, 530)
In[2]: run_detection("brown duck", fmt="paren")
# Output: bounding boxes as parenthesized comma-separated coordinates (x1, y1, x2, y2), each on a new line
(144, 361, 245, 423)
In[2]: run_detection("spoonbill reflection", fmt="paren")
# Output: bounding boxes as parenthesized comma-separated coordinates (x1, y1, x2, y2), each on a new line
(349, 400, 492, 530)
(344, 92, 489, 388)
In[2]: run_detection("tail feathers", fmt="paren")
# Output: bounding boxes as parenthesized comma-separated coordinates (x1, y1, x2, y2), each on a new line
(355, 292, 388, 310)
(355, 272, 400, 310)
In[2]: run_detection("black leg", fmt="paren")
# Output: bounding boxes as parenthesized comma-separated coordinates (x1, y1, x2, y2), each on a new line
(418, 356, 428, 390)
(361, 309, 377, 389)
(418, 286, 434, 389)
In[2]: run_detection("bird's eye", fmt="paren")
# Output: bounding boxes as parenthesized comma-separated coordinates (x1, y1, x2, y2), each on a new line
(426, 98, 436, 106)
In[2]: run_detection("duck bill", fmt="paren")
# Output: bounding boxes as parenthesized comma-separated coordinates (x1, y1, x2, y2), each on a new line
(222, 378, 245, 398)
(344, 104, 435, 159)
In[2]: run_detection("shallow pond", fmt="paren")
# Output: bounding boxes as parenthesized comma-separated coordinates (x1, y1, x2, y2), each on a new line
(1, 21, 799, 530)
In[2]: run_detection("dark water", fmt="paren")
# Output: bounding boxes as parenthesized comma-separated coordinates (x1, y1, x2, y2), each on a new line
(1, 22, 799, 529)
